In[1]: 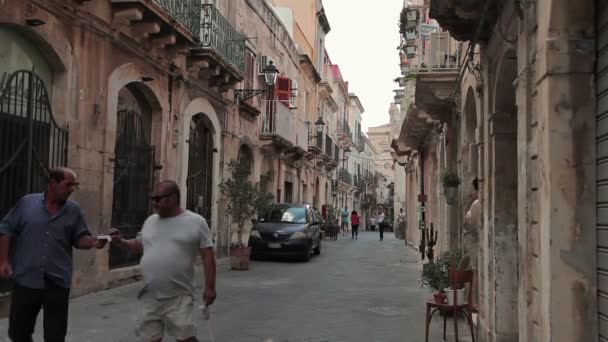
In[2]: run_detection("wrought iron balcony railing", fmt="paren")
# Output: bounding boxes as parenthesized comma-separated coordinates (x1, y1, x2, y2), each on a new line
(198, 4, 245, 74)
(155, 0, 202, 35)
(339, 167, 353, 185)
(325, 135, 333, 158)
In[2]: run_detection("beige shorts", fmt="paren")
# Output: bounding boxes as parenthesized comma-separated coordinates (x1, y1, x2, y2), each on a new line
(137, 292, 196, 341)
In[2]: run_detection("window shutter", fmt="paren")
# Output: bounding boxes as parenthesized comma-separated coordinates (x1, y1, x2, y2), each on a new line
(244, 51, 255, 105)
(275, 76, 291, 105)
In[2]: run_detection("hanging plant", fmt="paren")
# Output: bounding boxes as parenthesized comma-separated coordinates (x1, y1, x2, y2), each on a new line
(441, 169, 461, 188)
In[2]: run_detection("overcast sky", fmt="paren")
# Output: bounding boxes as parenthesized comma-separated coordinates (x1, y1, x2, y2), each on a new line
(323, 1, 402, 132)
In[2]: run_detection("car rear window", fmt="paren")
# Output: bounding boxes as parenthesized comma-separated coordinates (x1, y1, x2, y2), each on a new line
(262, 206, 307, 223)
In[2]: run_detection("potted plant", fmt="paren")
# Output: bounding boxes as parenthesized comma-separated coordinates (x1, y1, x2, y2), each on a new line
(443, 249, 471, 305)
(441, 169, 461, 205)
(421, 256, 449, 304)
(220, 160, 273, 270)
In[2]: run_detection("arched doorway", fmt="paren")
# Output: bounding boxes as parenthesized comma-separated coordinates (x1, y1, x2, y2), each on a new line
(186, 113, 215, 221)
(238, 144, 254, 177)
(109, 83, 156, 268)
(489, 49, 519, 339)
(0, 28, 68, 293)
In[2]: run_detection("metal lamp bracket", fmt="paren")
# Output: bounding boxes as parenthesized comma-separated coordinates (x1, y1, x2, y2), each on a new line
(234, 89, 269, 104)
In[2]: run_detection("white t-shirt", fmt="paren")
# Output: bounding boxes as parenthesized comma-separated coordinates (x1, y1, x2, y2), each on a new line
(378, 213, 385, 223)
(137, 210, 213, 299)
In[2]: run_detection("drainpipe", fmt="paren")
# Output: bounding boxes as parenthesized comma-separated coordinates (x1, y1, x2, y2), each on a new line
(419, 145, 426, 261)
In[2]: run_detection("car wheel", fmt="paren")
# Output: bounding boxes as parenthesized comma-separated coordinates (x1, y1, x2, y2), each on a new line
(302, 241, 311, 262)
(313, 237, 321, 255)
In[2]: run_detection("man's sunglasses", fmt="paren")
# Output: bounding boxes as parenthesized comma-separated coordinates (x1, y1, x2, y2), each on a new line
(150, 193, 174, 202)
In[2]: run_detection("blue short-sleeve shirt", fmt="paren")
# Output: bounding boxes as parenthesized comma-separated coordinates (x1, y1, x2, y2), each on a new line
(0, 193, 91, 289)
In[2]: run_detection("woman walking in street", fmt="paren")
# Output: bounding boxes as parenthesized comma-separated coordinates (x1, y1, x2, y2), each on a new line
(351, 210, 360, 239)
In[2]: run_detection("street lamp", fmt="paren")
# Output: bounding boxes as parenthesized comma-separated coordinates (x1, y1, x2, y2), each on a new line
(263, 60, 279, 86)
(315, 116, 325, 134)
(234, 60, 280, 104)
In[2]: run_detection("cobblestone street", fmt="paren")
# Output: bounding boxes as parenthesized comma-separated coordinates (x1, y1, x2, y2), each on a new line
(0, 231, 472, 342)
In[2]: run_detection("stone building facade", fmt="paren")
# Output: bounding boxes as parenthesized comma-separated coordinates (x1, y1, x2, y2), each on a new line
(0, 0, 383, 313)
(392, 0, 599, 341)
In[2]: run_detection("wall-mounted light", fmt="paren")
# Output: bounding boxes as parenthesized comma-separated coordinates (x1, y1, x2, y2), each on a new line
(234, 60, 280, 104)
(263, 60, 279, 86)
(315, 116, 325, 134)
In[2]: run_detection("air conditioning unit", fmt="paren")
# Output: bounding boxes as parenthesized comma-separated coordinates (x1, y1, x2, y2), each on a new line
(258, 55, 274, 75)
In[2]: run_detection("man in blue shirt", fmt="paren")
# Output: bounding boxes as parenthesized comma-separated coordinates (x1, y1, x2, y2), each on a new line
(340, 207, 349, 236)
(0, 167, 106, 342)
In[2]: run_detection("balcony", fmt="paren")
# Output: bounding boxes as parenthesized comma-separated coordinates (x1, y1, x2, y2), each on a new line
(260, 100, 295, 150)
(307, 122, 323, 155)
(428, 0, 497, 43)
(188, 4, 245, 90)
(339, 167, 353, 186)
(284, 119, 309, 162)
(337, 118, 354, 146)
(325, 142, 338, 171)
(110, 0, 201, 46)
(402, 20, 462, 122)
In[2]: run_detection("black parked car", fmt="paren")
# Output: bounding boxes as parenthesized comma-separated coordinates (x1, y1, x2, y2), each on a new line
(249, 203, 322, 261)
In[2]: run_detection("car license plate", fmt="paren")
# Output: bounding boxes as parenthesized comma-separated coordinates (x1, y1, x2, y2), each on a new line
(268, 243, 281, 249)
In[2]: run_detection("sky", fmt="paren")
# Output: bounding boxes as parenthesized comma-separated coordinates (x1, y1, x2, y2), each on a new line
(323, 1, 403, 132)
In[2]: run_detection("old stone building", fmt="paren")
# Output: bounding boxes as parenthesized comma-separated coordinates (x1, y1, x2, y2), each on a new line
(0, 0, 386, 313)
(392, 0, 600, 341)
(0, 0, 249, 298)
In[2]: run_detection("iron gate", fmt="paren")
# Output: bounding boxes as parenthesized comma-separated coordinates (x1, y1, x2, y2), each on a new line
(0, 70, 68, 294)
(186, 114, 214, 223)
(109, 109, 155, 268)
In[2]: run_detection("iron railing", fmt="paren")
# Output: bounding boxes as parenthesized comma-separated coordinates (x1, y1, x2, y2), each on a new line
(154, 0, 202, 35)
(198, 4, 245, 74)
(406, 30, 461, 73)
(325, 135, 333, 157)
(306, 121, 324, 151)
(334, 144, 340, 163)
(339, 167, 353, 185)
(261, 100, 295, 144)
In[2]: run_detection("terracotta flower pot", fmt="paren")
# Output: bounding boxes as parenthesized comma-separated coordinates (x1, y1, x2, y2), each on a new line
(230, 246, 251, 270)
(434, 292, 447, 304)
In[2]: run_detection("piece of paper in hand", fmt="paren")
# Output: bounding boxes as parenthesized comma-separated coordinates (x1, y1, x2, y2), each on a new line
(201, 305, 210, 320)
(97, 235, 112, 241)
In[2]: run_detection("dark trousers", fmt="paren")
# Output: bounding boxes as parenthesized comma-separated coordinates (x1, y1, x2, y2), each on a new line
(352, 225, 359, 238)
(9, 281, 70, 342)
(379, 224, 385, 240)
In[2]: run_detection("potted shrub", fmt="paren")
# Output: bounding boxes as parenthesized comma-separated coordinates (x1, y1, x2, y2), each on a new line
(421, 259, 449, 304)
(220, 160, 273, 270)
(441, 169, 461, 205)
(443, 249, 471, 305)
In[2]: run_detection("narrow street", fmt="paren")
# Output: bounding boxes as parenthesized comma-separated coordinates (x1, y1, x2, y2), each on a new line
(0, 232, 467, 342)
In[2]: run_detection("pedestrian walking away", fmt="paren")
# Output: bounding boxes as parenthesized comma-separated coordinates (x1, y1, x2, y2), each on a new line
(370, 216, 377, 231)
(377, 210, 385, 241)
(110, 180, 217, 342)
(340, 207, 349, 236)
(350, 211, 360, 239)
(0, 167, 107, 342)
